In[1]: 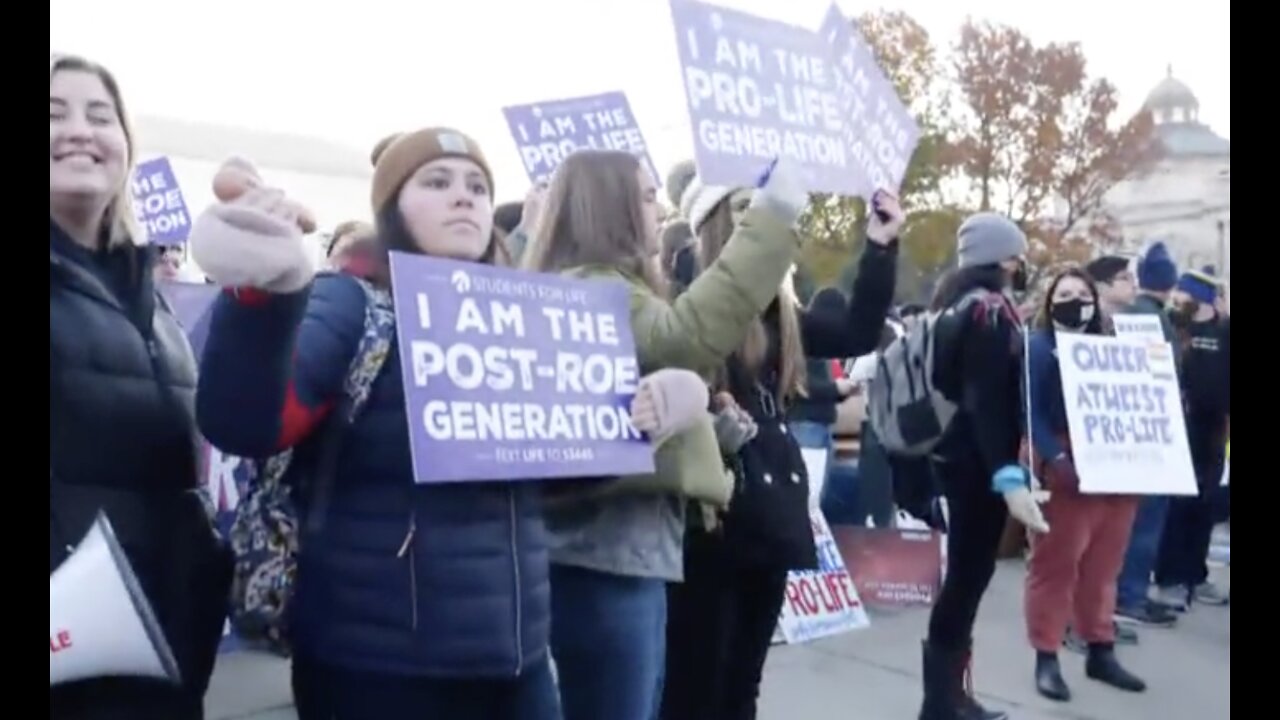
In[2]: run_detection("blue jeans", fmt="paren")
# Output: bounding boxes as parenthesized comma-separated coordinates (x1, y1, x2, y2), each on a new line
(550, 564, 667, 720)
(820, 423, 897, 528)
(1116, 495, 1170, 609)
(790, 420, 833, 482)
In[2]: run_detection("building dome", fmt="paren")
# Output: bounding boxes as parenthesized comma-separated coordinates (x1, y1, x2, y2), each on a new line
(1145, 65, 1199, 115)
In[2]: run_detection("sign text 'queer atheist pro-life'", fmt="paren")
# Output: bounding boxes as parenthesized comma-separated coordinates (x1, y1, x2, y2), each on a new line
(388, 252, 656, 483)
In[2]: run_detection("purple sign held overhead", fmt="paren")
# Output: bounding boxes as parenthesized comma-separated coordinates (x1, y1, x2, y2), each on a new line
(820, 4, 920, 198)
(503, 91, 660, 186)
(669, 0, 855, 196)
(131, 156, 191, 246)
(388, 252, 656, 484)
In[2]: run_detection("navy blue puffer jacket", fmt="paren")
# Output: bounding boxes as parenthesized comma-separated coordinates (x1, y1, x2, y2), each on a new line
(196, 273, 550, 678)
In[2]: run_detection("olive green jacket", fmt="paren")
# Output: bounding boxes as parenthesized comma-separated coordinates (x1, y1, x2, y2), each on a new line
(545, 206, 801, 581)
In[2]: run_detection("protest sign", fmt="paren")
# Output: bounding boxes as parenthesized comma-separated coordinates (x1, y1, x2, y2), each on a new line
(777, 510, 870, 643)
(668, 0, 859, 195)
(503, 91, 659, 186)
(1112, 313, 1167, 344)
(158, 280, 251, 652)
(1055, 333, 1197, 495)
(388, 253, 655, 483)
(833, 526, 943, 608)
(132, 157, 191, 246)
(819, 4, 920, 198)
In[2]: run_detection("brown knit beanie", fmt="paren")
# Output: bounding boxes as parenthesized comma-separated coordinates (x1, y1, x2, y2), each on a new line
(370, 128, 494, 213)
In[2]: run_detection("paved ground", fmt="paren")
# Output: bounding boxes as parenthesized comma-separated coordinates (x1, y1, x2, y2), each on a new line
(206, 561, 1230, 720)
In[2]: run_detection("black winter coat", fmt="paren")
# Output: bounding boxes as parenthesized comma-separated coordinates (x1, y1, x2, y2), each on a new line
(50, 222, 231, 720)
(717, 241, 897, 570)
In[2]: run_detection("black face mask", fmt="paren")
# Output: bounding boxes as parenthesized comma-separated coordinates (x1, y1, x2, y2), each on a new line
(1050, 298, 1094, 329)
(1009, 261, 1029, 293)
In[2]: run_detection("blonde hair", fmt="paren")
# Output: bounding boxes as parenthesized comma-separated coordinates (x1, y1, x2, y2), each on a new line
(699, 198, 807, 402)
(522, 150, 664, 295)
(50, 55, 139, 248)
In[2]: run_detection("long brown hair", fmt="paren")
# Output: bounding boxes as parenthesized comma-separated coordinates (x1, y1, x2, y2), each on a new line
(699, 196, 807, 402)
(50, 55, 138, 248)
(521, 150, 664, 295)
(1034, 265, 1110, 335)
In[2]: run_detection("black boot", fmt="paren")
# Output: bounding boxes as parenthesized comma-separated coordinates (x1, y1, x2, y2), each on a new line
(956, 646, 1008, 720)
(919, 641, 957, 720)
(1034, 651, 1071, 701)
(1085, 643, 1147, 692)
(918, 641, 1008, 720)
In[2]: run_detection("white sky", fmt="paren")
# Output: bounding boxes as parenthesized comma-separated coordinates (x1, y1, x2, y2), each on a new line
(51, 0, 1229, 204)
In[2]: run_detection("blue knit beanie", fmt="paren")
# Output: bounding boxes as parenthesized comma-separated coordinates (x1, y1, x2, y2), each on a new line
(1137, 241, 1178, 292)
(1176, 270, 1219, 305)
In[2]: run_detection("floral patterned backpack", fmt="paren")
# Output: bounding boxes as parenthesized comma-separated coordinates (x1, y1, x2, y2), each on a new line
(227, 276, 394, 656)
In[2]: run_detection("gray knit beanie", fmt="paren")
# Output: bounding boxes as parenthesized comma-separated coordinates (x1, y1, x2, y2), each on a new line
(956, 213, 1028, 268)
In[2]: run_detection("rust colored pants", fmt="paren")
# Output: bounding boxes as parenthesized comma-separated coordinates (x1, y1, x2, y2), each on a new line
(1025, 489, 1139, 651)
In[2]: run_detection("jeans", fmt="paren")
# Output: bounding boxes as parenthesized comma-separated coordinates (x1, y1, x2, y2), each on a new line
(291, 654, 562, 720)
(820, 423, 896, 528)
(1116, 495, 1170, 610)
(550, 564, 667, 720)
(661, 531, 789, 720)
(1154, 451, 1225, 591)
(789, 420, 832, 487)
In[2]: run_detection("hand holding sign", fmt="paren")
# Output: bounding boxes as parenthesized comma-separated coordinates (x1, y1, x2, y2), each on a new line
(630, 368, 711, 445)
(865, 190, 903, 246)
(189, 157, 316, 294)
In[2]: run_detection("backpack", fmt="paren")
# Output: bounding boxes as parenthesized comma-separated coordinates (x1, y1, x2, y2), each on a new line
(227, 275, 395, 656)
(868, 291, 985, 457)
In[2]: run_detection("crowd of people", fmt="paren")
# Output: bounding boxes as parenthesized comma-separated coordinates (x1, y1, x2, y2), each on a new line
(51, 52, 1228, 720)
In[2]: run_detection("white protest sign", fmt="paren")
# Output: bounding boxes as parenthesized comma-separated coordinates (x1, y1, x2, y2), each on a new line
(1112, 313, 1167, 344)
(1056, 333, 1197, 495)
(777, 509, 871, 643)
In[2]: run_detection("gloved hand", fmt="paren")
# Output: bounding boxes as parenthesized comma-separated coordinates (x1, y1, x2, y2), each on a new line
(865, 190, 904, 246)
(712, 404, 758, 454)
(629, 369, 710, 446)
(190, 158, 316, 294)
(992, 465, 1050, 534)
(749, 156, 808, 229)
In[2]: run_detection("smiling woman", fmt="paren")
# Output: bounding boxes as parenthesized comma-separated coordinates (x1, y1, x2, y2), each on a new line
(50, 55, 234, 720)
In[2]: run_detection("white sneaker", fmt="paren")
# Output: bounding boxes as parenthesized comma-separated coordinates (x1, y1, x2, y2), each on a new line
(1194, 582, 1230, 606)
(1155, 585, 1190, 612)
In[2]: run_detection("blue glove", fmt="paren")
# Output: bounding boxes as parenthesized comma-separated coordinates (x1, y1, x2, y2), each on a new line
(992, 464, 1029, 494)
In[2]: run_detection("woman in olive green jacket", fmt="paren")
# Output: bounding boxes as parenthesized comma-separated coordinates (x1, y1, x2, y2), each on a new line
(521, 150, 808, 720)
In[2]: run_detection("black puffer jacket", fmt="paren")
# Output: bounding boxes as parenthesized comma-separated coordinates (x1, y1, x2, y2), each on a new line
(50, 222, 230, 720)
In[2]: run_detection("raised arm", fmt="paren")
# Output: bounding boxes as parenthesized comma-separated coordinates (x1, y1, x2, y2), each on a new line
(196, 275, 365, 458)
(797, 191, 903, 359)
(799, 242, 898, 359)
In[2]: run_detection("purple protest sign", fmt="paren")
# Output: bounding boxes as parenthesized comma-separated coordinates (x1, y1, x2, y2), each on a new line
(503, 91, 660, 186)
(388, 252, 656, 484)
(668, 0, 856, 195)
(131, 156, 191, 246)
(158, 280, 217, 358)
(820, 4, 920, 198)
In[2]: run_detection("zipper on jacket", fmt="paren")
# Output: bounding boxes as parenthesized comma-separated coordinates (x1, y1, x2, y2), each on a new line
(397, 511, 419, 631)
(509, 489, 524, 675)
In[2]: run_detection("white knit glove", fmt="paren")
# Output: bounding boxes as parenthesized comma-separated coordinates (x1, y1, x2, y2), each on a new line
(993, 465, 1050, 534)
(190, 187, 316, 294)
(749, 157, 808, 229)
(630, 369, 710, 445)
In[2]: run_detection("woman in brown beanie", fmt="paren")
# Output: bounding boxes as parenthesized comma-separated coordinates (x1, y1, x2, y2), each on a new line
(189, 129, 565, 719)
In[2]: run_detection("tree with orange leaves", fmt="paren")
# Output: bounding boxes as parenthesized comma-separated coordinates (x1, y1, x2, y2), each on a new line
(950, 20, 1159, 276)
